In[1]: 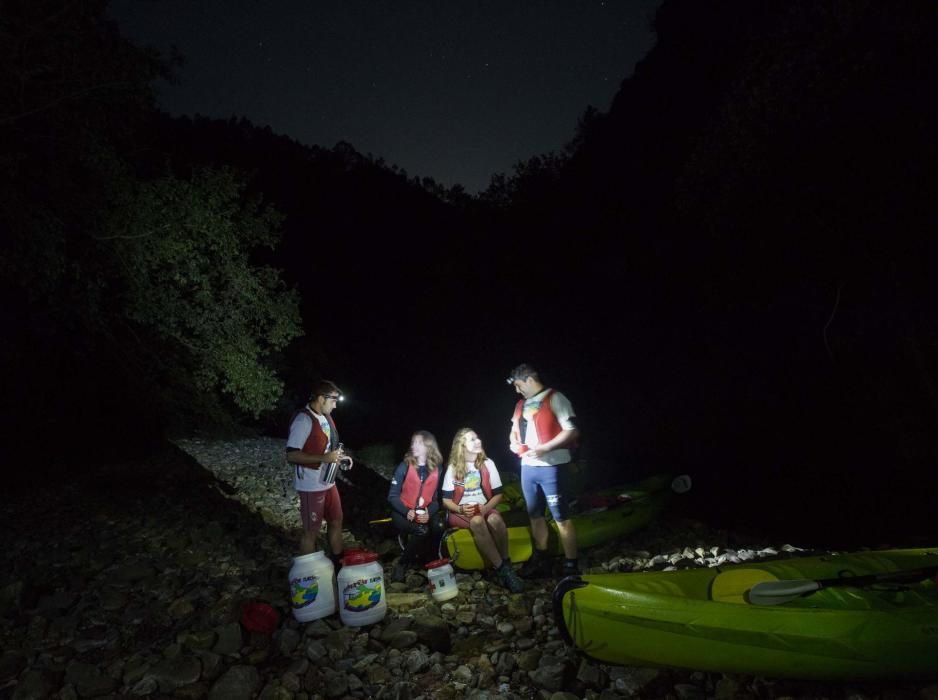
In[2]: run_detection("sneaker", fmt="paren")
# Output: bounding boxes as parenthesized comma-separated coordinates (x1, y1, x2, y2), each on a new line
(561, 560, 581, 577)
(496, 562, 524, 593)
(390, 562, 407, 583)
(519, 550, 553, 579)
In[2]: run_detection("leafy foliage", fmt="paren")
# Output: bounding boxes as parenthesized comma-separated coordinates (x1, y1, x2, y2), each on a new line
(0, 1, 302, 442)
(102, 169, 302, 417)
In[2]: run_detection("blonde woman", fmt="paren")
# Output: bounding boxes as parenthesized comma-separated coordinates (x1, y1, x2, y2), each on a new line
(387, 431, 445, 582)
(441, 428, 523, 593)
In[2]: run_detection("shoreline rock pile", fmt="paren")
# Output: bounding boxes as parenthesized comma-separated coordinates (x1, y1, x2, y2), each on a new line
(1, 438, 935, 699)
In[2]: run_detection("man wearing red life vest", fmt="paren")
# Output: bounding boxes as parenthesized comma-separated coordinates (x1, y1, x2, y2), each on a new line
(507, 363, 581, 577)
(286, 380, 349, 566)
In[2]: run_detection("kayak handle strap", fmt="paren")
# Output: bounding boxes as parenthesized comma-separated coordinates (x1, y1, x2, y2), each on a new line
(552, 575, 588, 648)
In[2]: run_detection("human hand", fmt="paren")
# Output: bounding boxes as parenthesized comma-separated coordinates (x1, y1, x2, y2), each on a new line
(414, 508, 429, 524)
(407, 509, 416, 521)
(525, 446, 542, 459)
(509, 442, 527, 455)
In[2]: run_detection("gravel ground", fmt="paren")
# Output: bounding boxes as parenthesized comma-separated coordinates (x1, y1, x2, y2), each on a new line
(0, 437, 935, 700)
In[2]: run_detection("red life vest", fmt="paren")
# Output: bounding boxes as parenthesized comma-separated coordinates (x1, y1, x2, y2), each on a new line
(451, 461, 493, 504)
(294, 406, 337, 457)
(510, 388, 569, 451)
(399, 464, 440, 509)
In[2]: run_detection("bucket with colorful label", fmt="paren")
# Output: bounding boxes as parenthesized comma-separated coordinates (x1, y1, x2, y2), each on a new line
(424, 558, 459, 601)
(337, 550, 386, 626)
(288, 551, 336, 622)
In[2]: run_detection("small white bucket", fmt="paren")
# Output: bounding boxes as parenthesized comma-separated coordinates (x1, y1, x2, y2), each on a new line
(425, 558, 458, 601)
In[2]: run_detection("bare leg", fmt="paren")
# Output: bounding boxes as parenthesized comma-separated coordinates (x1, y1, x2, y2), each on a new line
(529, 516, 549, 551)
(327, 519, 344, 556)
(555, 519, 577, 559)
(486, 513, 509, 560)
(469, 516, 504, 569)
(299, 531, 318, 555)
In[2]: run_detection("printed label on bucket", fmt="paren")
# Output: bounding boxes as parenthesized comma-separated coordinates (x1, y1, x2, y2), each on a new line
(342, 575, 383, 612)
(291, 575, 320, 609)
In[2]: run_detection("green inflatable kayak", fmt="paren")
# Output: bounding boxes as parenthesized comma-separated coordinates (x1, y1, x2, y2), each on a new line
(553, 547, 938, 680)
(443, 474, 690, 571)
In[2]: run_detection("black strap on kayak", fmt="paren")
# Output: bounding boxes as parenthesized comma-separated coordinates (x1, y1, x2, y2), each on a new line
(552, 575, 588, 648)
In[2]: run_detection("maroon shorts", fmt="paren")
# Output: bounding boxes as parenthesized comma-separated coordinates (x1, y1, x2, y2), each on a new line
(447, 509, 502, 529)
(299, 486, 343, 533)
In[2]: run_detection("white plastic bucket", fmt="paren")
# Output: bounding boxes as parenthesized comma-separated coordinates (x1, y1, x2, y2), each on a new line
(337, 551, 386, 626)
(425, 558, 458, 601)
(289, 551, 336, 622)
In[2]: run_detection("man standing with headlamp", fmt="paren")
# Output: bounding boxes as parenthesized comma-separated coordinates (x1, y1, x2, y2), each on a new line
(507, 363, 581, 578)
(286, 380, 349, 568)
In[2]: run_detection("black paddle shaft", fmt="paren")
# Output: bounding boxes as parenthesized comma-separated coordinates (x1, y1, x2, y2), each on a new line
(817, 564, 938, 590)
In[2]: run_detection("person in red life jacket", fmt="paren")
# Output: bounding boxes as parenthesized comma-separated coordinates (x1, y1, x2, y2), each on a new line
(387, 430, 445, 583)
(507, 363, 581, 578)
(285, 380, 350, 568)
(441, 428, 523, 593)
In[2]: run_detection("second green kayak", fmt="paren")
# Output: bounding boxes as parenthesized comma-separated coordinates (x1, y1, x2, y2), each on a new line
(553, 547, 938, 680)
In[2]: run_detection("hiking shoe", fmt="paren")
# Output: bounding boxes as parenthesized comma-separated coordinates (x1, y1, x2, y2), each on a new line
(519, 550, 553, 579)
(496, 562, 524, 593)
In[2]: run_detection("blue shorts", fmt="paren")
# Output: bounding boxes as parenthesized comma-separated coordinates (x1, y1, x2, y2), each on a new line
(521, 463, 571, 521)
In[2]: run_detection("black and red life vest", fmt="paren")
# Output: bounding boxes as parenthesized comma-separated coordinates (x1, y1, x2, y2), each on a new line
(399, 463, 440, 509)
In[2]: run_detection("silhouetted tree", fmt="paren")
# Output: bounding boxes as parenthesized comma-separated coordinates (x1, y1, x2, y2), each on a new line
(0, 1, 302, 451)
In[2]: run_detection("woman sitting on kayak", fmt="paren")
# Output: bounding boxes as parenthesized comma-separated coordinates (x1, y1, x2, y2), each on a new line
(441, 428, 523, 593)
(387, 430, 445, 583)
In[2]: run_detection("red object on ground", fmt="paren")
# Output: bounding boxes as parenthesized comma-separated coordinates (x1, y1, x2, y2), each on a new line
(240, 601, 279, 635)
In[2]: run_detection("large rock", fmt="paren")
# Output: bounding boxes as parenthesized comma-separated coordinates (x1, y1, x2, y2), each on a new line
(412, 612, 451, 653)
(146, 655, 202, 693)
(208, 665, 260, 700)
(63, 661, 117, 698)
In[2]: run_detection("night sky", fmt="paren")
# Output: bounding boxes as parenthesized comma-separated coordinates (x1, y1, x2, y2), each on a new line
(108, 0, 661, 193)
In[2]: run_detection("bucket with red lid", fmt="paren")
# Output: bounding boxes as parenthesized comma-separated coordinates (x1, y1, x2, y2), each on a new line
(425, 558, 458, 601)
(336, 549, 386, 626)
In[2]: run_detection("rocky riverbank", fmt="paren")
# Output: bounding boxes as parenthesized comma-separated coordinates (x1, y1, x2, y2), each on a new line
(1, 438, 935, 700)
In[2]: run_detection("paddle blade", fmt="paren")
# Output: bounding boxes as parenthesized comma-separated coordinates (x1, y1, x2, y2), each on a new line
(748, 579, 823, 606)
(671, 474, 692, 494)
(710, 569, 778, 604)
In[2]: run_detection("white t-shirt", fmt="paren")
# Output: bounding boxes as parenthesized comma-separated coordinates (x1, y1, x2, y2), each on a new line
(519, 389, 576, 467)
(441, 458, 502, 507)
(286, 410, 334, 492)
